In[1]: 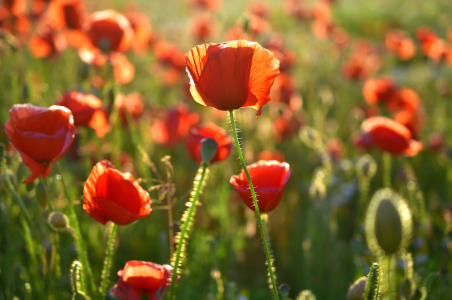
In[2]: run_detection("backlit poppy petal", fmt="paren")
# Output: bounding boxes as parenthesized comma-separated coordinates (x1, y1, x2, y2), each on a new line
(186, 40, 280, 116)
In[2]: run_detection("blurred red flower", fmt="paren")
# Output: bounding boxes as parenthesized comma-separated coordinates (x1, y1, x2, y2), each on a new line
(273, 107, 302, 142)
(83, 160, 151, 225)
(257, 150, 285, 162)
(4, 104, 75, 183)
(78, 10, 135, 83)
(124, 11, 153, 54)
(394, 109, 424, 139)
(326, 138, 344, 161)
(188, 0, 222, 11)
(189, 14, 215, 42)
(362, 76, 398, 106)
(416, 26, 438, 56)
(230, 160, 291, 213)
(186, 40, 280, 116)
(151, 104, 199, 147)
(386, 88, 420, 112)
(115, 93, 145, 126)
(385, 29, 416, 60)
(110, 261, 173, 300)
(55, 91, 110, 137)
(28, 23, 67, 58)
(185, 122, 232, 164)
(361, 116, 422, 156)
(46, 0, 84, 31)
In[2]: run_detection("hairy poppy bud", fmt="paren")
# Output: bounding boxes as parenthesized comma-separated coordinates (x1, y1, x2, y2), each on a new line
(16, 163, 29, 185)
(296, 290, 316, 299)
(346, 277, 366, 300)
(200, 138, 218, 165)
(365, 188, 412, 256)
(278, 284, 290, 300)
(356, 154, 377, 178)
(48, 211, 70, 231)
(35, 180, 49, 209)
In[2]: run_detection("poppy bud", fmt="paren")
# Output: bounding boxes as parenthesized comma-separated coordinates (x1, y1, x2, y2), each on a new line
(296, 290, 316, 299)
(200, 138, 218, 165)
(346, 277, 366, 300)
(356, 154, 377, 178)
(365, 189, 412, 256)
(16, 163, 29, 184)
(278, 284, 290, 300)
(35, 180, 49, 209)
(48, 211, 70, 231)
(400, 279, 412, 299)
(22, 84, 29, 101)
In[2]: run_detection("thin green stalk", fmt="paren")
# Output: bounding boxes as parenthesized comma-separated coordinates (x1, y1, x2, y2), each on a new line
(1, 157, 44, 265)
(55, 161, 97, 299)
(99, 223, 117, 299)
(228, 110, 279, 300)
(382, 152, 392, 188)
(168, 164, 208, 300)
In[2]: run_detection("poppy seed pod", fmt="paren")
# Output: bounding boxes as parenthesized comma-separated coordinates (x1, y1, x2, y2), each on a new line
(35, 179, 49, 208)
(365, 188, 412, 256)
(200, 138, 218, 165)
(48, 211, 70, 231)
(355, 154, 377, 178)
(346, 277, 367, 300)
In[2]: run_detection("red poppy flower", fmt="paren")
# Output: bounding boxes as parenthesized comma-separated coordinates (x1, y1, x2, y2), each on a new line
(151, 104, 199, 147)
(386, 88, 420, 112)
(78, 10, 133, 65)
(83, 160, 151, 225)
(185, 122, 232, 164)
(4, 104, 75, 183)
(115, 93, 145, 126)
(282, 0, 313, 20)
(188, 0, 222, 11)
(153, 40, 186, 70)
(28, 24, 67, 58)
(185, 40, 280, 117)
(385, 29, 416, 60)
(361, 116, 422, 156)
(110, 52, 135, 84)
(189, 14, 215, 42)
(394, 109, 424, 140)
(124, 11, 152, 54)
(47, 0, 84, 31)
(273, 107, 302, 142)
(311, 19, 334, 40)
(257, 150, 285, 162)
(426, 38, 449, 63)
(416, 26, 438, 56)
(362, 77, 398, 106)
(110, 261, 173, 300)
(55, 91, 110, 137)
(230, 160, 291, 213)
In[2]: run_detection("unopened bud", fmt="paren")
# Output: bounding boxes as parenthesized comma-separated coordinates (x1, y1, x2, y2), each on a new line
(278, 284, 290, 300)
(16, 163, 29, 184)
(296, 290, 316, 300)
(356, 154, 377, 179)
(200, 138, 218, 165)
(48, 211, 70, 231)
(346, 277, 366, 300)
(375, 199, 402, 254)
(35, 180, 49, 209)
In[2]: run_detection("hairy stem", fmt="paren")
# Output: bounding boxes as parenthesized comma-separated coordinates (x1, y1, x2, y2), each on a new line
(168, 164, 208, 300)
(228, 110, 279, 300)
(99, 223, 117, 299)
(56, 161, 96, 299)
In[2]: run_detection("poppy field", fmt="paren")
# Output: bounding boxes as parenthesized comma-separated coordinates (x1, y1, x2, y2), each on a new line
(1, 0, 452, 299)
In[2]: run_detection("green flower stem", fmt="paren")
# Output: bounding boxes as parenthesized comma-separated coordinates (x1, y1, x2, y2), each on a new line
(55, 161, 97, 299)
(382, 152, 392, 188)
(99, 223, 117, 299)
(168, 164, 208, 300)
(1, 157, 44, 265)
(228, 110, 279, 300)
